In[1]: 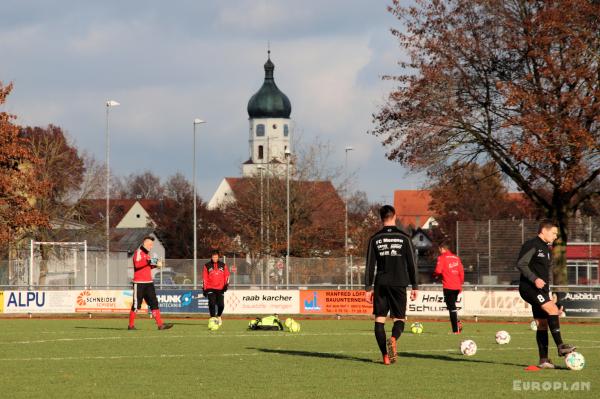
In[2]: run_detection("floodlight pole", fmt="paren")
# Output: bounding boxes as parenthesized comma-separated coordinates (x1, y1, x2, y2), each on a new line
(344, 146, 353, 288)
(105, 100, 119, 288)
(193, 118, 205, 289)
(258, 165, 265, 288)
(285, 151, 291, 288)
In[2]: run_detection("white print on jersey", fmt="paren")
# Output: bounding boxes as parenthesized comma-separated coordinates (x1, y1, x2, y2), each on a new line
(537, 250, 546, 258)
(375, 237, 404, 257)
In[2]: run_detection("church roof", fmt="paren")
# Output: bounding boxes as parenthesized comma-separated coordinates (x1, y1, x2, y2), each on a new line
(247, 52, 292, 119)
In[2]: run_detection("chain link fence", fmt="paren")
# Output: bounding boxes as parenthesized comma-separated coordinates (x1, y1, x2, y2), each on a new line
(1, 218, 598, 290)
(457, 217, 600, 286)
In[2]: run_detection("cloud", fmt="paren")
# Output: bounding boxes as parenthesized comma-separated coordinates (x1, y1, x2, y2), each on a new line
(0, 0, 421, 202)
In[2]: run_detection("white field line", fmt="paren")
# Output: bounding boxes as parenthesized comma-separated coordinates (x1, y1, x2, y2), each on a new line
(2, 329, 600, 345)
(2, 346, 600, 363)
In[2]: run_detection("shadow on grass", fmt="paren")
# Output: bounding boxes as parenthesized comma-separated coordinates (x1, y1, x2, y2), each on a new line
(74, 326, 129, 331)
(398, 351, 529, 367)
(248, 347, 375, 364)
(249, 347, 532, 368)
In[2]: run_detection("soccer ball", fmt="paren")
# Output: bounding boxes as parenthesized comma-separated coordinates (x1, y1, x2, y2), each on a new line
(495, 330, 511, 345)
(285, 318, 301, 333)
(460, 340, 477, 356)
(530, 320, 537, 331)
(410, 322, 424, 334)
(207, 317, 220, 331)
(565, 352, 585, 371)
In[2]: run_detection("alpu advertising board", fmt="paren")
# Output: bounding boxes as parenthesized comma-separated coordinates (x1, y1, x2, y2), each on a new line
(3, 291, 77, 313)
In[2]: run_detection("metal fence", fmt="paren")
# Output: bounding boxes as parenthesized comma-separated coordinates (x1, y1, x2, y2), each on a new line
(1, 218, 598, 290)
(0, 254, 369, 290)
(456, 217, 600, 286)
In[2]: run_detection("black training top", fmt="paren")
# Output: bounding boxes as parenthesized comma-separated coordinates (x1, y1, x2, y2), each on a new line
(365, 226, 418, 290)
(516, 236, 552, 291)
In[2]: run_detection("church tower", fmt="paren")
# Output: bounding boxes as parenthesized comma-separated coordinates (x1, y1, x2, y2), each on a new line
(243, 51, 292, 177)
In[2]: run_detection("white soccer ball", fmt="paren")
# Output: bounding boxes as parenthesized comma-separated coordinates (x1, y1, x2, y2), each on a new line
(530, 320, 538, 331)
(565, 352, 585, 371)
(495, 330, 511, 345)
(460, 339, 477, 356)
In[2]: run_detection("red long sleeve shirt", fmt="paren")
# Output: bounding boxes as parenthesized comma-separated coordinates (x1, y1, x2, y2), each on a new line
(202, 261, 230, 290)
(433, 250, 464, 290)
(132, 246, 154, 283)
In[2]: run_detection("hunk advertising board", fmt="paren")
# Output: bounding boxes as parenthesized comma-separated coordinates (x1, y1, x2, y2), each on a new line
(155, 290, 208, 313)
(3, 291, 77, 313)
(225, 290, 299, 314)
(558, 292, 600, 318)
(0, 292, 3, 313)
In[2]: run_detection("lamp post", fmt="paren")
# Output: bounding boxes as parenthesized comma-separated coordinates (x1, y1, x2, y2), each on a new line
(344, 146, 354, 288)
(193, 118, 205, 289)
(257, 165, 265, 288)
(105, 99, 119, 287)
(285, 149, 291, 288)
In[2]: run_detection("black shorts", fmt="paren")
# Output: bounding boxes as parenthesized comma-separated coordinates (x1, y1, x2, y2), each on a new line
(373, 285, 407, 319)
(519, 284, 551, 319)
(443, 288, 460, 311)
(132, 282, 159, 311)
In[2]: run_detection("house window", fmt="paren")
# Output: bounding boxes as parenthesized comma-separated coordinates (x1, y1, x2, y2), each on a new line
(419, 235, 423, 242)
(256, 124, 265, 136)
(258, 145, 264, 160)
(284, 124, 289, 137)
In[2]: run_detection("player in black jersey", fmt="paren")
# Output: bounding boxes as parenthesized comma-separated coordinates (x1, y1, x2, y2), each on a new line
(365, 205, 418, 365)
(516, 219, 575, 368)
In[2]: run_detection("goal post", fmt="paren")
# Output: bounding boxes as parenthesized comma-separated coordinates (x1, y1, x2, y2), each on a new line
(29, 240, 88, 289)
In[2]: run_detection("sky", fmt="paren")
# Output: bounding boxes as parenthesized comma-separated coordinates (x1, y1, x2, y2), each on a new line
(0, 0, 426, 203)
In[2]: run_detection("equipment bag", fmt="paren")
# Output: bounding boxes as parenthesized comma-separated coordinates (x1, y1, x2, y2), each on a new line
(248, 315, 284, 331)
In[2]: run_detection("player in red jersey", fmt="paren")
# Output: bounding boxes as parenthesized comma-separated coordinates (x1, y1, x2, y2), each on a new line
(433, 243, 464, 334)
(128, 236, 173, 330)
(203, 249, 230, 325)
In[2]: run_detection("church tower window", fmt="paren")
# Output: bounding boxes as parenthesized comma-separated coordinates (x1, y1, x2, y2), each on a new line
(256, 124, 265, 137)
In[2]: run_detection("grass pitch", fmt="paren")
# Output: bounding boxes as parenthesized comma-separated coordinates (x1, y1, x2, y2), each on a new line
(0, 317, 598, 398)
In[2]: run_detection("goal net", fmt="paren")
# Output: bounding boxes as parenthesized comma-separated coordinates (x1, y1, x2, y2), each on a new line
(24, 240, 88, 288)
